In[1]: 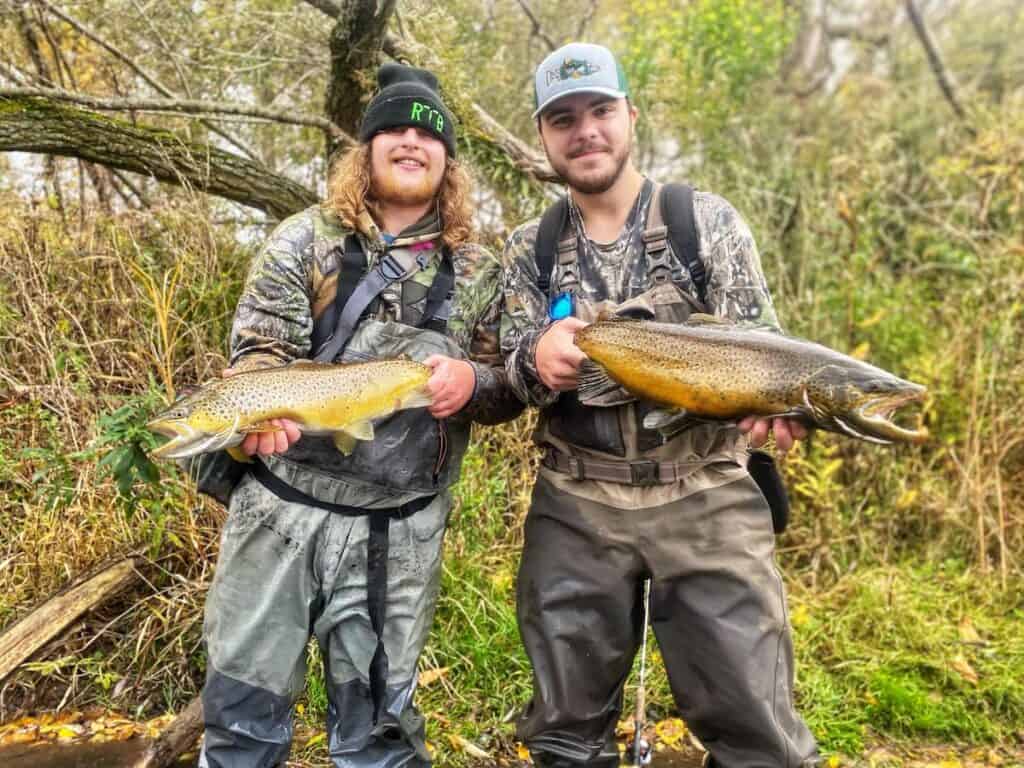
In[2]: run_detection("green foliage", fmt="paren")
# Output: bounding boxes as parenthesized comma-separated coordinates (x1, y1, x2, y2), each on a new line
(617, 0, 796, 149)
(93, 388, 168, 517)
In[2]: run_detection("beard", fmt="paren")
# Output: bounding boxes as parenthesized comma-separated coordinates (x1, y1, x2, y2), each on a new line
(549, 136, 632, 195)
(369, 164, 441, 206)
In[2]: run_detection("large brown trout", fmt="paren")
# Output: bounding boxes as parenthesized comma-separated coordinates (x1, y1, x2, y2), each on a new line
(574, 316, 928, 444)
(147, 359, 433, 461)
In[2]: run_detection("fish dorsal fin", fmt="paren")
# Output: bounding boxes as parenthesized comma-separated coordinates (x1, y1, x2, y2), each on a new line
(286, 360, 327, 370)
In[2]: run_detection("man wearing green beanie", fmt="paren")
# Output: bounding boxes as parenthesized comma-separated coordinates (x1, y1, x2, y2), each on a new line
(198, 62, 520, 768)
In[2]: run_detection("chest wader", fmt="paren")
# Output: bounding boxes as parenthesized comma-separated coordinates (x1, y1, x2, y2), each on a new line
(518, 186, 814, 768)
(248, 233, 455, 726)
(535, 183, 710, 475)
(533, 185, 790, 531)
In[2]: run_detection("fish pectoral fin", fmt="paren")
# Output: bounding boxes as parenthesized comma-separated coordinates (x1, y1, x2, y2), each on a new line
(332, 421, 374, 454)
(577, 360, 633, 405)
(398, 386, 433, 411)
(332, 432, 357, 455)
(237, 420, 284, 434)
(642, 408, 689, 431)
(226, 446, 254, 464)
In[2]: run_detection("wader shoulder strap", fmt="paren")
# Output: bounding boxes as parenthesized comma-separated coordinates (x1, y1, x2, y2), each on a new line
(660, 182, 706, 304)
(419, 246, 455, 331)
(314, 242, 427, 363)
(534, 196, 579, 297)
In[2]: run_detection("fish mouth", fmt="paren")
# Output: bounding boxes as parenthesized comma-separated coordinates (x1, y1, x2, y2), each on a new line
(146, 417, 242, 460)
(836, 388, 929, 444)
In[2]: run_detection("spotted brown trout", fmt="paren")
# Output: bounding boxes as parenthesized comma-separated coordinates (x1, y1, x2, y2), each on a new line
(147, 359, 433, 461)
(574, 316, 928, 445)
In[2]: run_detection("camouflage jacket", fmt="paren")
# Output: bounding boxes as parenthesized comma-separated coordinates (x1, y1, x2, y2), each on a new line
(499, 181, 781, 409)
(230, 203, 520, 427)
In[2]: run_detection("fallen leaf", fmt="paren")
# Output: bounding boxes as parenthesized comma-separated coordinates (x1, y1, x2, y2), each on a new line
(958, 616, 984, 644)
(826, 756, 842, 768)
(447, 734, 492, 759)
(950, 654, 980, 685)
(654, 718, 687, 748)
(418, 666, 450, 687)
(516, 743, 532, 761)
(305, 731, 326, 747)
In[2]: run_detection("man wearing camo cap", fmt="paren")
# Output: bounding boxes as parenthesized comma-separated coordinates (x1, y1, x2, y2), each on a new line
(498, 42, 820, 768)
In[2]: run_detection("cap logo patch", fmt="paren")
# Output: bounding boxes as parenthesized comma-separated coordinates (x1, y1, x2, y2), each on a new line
(410, 101, 445, 132)
(546, 57, 601, 86)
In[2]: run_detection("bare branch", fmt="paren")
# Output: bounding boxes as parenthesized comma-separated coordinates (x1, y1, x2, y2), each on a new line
(33, 0, 259, 160)
(575, 0, 599, 40)
(301, 0, 343, 18)
(0, 95, 318, 219)
(514, 0, 557, 52)
(904, 0, 968, 122)
(0, 86, 352, 142)
(823, 22, 890, 47)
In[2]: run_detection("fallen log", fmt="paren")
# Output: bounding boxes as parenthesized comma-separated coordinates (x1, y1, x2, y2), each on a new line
(132, 694, 203, 768)
(0, 556, 142, 685)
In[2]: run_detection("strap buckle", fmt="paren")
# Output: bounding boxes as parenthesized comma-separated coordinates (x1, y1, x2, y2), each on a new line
(378, 253, 407, 281)
(629, 460, 660, 486)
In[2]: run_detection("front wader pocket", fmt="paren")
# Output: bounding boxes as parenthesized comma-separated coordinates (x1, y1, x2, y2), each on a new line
(747, 450, 790, 534)
(547, 393, 626, 457)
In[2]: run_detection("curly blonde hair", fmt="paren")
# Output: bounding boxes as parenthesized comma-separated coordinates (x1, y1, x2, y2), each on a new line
(325, 143, 474, 250)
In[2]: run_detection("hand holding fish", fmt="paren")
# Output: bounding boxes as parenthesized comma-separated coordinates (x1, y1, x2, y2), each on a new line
(536, 317, 590, 391)
(738, 416, 809, 453)
(423, 355, 476, 419)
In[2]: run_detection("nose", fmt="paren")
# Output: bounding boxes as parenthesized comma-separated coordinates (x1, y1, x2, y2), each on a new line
(398, 127, 421, 145)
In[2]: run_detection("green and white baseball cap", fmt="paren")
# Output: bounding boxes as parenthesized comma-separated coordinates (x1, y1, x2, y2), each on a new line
(533, 42, 629, 118)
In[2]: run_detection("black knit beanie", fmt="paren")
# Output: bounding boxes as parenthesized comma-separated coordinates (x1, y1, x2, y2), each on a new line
(359, 63, 456, 157)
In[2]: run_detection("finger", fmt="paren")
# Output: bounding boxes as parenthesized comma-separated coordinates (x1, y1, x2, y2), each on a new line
(774, 418, 793, 453)
(282, 420, 302, 445)
(222, 367, 238, 379)
(242, 433, 259, 456)
(737, 415, 755, 432)
(260, 430, 280, 456)
(790, 420, 809, 441)
(749, 418, 770, 448)
(560, 317, 589, 332)
(272, 421, 289, 453)
(422, 354, 442, 369)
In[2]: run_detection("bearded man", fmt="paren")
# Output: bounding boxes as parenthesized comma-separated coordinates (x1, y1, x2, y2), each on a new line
(498, 43, 820, 768)
(198, 63, 521, 768)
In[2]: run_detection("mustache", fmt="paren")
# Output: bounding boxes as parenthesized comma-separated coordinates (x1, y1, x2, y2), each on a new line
(568, 143, 612, 159)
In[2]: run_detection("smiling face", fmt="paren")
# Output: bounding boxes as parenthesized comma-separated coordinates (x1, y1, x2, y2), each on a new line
(538, 93, 637, 195)
(368, 126, 447, 207)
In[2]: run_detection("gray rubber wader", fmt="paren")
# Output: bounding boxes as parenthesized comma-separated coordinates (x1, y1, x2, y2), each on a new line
(200, 474, 447, 768)
(515, 470, 819, 768)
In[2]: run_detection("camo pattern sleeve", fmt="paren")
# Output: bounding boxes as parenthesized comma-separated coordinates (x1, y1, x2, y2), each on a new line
(694, 191, 781, 330)
(448, 243, 524, 426)
(498, 220, 560, 408)
(229, 209, 315, 372)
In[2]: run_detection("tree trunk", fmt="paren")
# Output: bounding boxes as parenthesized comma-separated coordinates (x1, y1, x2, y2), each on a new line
(0, 96, 318, 219)
(324, 0, 397, 153)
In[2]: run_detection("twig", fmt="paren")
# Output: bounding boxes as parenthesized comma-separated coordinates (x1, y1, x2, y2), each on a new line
(904, 0, 970, 124)
(514, 0, 557, 52)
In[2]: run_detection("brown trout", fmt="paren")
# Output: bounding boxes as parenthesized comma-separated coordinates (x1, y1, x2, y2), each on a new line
(574, 316, 928, 444)
(147, 359, 433, 460)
